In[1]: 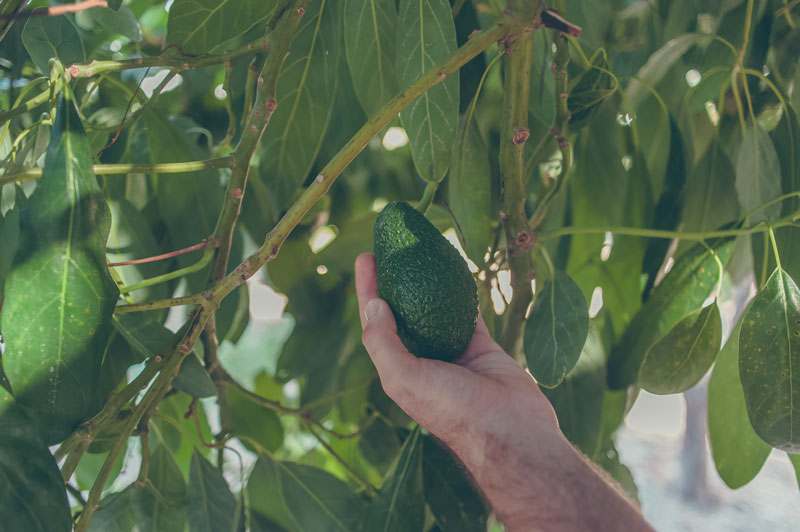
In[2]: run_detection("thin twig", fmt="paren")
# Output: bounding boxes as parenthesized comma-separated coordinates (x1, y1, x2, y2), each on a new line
(0, 0, 106, 20)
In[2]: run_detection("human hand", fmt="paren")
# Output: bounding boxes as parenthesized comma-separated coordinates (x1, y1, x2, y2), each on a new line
(356, 252, 654, 532)
(354, 252, 559, 470)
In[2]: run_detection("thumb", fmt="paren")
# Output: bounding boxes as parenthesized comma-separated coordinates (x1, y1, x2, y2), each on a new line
(360, 298, 421, 391)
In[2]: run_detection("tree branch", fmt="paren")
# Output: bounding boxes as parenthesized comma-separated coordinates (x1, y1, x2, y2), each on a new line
(0, 0, 106, 20)
(498, 3, 537, 357)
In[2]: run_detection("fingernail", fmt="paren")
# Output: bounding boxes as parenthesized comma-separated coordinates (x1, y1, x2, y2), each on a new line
(364, 299, 381, 323)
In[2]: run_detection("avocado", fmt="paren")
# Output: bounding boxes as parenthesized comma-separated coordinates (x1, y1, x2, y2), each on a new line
(373, 201, 479, 362)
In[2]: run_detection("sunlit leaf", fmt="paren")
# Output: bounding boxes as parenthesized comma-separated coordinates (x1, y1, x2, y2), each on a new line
(2, 90, 119, 444)
(639, 303, 722, 395)
(608, 237, 733, 389)
(739, 267, 800, 452)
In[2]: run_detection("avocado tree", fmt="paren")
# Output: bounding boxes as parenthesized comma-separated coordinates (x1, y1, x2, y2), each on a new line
(0, 0, 798, 530)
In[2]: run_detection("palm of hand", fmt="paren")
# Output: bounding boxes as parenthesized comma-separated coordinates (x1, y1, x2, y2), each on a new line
(355, 253, 558, 452)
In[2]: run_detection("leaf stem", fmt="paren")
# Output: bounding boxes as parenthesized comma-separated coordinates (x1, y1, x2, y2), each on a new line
(0, 157, 232, 186)
(117, 246, 214, 294)
(768, 226, 783, 271)
(415, 181, 438, 213)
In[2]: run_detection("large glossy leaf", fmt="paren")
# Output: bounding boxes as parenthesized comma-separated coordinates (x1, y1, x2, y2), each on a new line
(0, 387, 71, 532)
(112, 313, 173, 361)
(524, 270, 589, 388)
(734, 122, 782, 223)
(344, 0, 400, 117)
(259, 0, 341, 213)
(396, 0, 458, 182)
(708, 322, 772, 489)
(130, 444, 188, 531)
(250, 452, 366, 532)
(608, 237, 733, 389)
(358, 416, 401, 474)
(188, 450, 237, 532)
(2, 91, 119, 444)
(448, 116, 491, 266)
(365, 426, 424, 531)
(88, 6, 141, 43)
(22, 14, 86, 74)
(166, 0, 279, 54)
(150, 393, 214, 476)
(638, 303, 722, 395)
(541, 328, 606, 456)
(422, 436, 488, 532)
(739, 267, 800, 452)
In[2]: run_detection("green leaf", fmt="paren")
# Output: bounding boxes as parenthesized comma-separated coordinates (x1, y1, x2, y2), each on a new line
(739, 267, 800, 452)
(250, 452, 366, 532)
(396, 0, 459, 182)
(112, 313, 173, 361)
(791, 454, 800, 490)
(88, 490, 137, 532)
(247, 455, 296, 531)
(358, 416, 401, 474)
(708, 321, 772, 489)
(422, 436, 488, 532)
(0, 387, 71, 532)
(608, 238, 733, 390)
(130, 445, 188, 531)
(150, 393, 214, 476)
(447, 116, 491, 266)
(259, 0, 341, 213)
(638, 303, 722, 395)
(166, 0, 279, 54)
(524, 270, 589, 388)
(226, 383, 283, 453)
(188, 450, 237, 532)
(107, 198, 168, 303)
(22, 14, 86, 74)
(344, 0, 400, 117)
(365, 426, 424, 532)
(88, 6, 142, 43)
(541, 328, 606, 456)
(2, 90, 119, 444)
(594, 441, 639, 504)
(734, 122, 783, 223)
(625, 34, 703, 110)
(682, 140, 740, 235)
(174, 352, 217, 398)
(147, 112, 222, 260)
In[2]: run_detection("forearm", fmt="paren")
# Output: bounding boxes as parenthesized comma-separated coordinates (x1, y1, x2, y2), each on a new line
(446, 421, 654, 532)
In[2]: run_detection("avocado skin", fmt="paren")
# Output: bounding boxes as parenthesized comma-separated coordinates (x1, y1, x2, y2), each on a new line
(373, 201, 478, 362)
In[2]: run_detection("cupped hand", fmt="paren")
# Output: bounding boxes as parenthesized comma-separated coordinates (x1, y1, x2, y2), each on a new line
(355, 252, 558, 467)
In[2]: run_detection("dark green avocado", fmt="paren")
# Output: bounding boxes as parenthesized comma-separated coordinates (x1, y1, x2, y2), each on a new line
(373, 201, 479, 362)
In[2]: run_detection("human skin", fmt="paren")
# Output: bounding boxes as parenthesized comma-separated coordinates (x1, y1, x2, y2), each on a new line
(355, 252, 655, 532)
